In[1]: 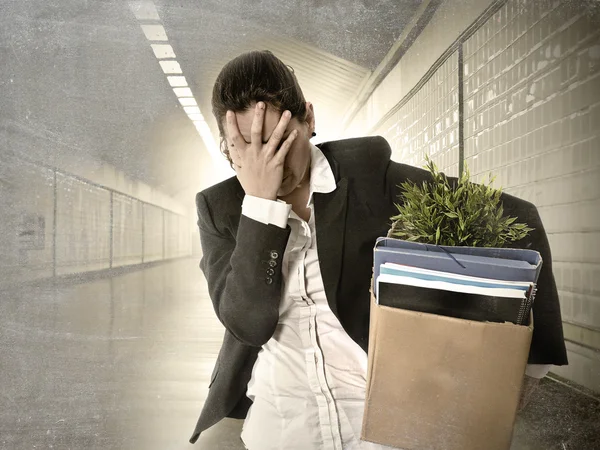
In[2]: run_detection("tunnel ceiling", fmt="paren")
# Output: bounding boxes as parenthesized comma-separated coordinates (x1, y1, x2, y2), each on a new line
(2, 0, 423, 203)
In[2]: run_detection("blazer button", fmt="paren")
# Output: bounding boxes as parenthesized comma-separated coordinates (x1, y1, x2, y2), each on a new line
(268, 260, 277, 268)
(266, 268, 275, 276)
(265, 277, 273, 285)
(270, 250, 279, 259)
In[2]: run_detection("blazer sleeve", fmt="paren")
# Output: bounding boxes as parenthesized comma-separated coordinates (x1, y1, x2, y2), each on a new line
(382, 152, 568, 366)
(503, 196, 568, 365)
(196, 191, 291, 347)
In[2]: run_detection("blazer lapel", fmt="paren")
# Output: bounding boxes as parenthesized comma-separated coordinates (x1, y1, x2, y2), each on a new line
(227, 181, 245, 236)
(314, 177, 348, 317)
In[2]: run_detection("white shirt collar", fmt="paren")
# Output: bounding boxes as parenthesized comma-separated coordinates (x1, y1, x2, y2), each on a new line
(307, 143, 336, 207)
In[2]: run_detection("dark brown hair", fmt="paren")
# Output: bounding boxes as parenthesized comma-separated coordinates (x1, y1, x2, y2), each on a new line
(211, 50, 307, 164)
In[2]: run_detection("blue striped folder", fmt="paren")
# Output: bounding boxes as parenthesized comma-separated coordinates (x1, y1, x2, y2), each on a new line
(373, 238, 542, 325)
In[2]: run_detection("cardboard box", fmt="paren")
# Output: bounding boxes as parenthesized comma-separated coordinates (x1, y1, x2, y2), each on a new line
(361, 289, 533, 450)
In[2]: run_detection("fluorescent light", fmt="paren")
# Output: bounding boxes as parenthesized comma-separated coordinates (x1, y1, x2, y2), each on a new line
(194, 120, 210, 133)
(173, 87, 193, 97)
(167, 76, 187, 87)
(193, 121, 224, 164)
(198, 127, 218, 149)
(200, 130, 216, 143)
(188, 113, 204, 121)
(129, 1, 160, 20)
(184, 106, 201, 115)
(151, 44, 176, 59)
(140, 24, 168, 41)
(159, 60, 182, 74)
(178, 97, 197, 107)
(130, 0, 229, 174)
(201, 135, 219, 155)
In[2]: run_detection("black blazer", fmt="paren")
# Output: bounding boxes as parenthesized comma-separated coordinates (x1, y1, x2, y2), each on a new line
(189, 136, 567, 444)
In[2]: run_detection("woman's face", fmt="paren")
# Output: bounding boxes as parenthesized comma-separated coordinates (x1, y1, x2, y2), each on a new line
(225, 102, 315, 198)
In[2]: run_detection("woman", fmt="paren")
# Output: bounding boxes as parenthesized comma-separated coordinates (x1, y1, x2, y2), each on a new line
(189, 50, 567, 449)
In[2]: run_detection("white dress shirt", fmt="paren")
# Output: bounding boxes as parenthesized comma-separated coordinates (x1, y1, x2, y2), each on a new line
(239, 144, 550, 449)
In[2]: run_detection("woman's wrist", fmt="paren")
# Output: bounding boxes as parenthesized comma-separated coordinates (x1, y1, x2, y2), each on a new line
(242, 195, 292, 229)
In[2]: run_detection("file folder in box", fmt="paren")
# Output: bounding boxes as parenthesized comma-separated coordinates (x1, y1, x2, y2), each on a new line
(373, 237, 542, 299)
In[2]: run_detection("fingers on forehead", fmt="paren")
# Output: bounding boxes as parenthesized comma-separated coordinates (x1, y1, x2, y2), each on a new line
(251, 104, 265, 136)
(278, 111, 291, 128)
(225, 111, 243, 142)
(272, 110, 291, 138)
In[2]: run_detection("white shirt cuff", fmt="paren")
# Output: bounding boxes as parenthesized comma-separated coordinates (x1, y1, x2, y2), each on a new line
(242, 195, 291, 229)
(525, 364, 552, 379)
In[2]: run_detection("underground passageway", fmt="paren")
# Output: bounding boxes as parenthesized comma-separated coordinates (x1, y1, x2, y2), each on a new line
(2, 0, 600, 448)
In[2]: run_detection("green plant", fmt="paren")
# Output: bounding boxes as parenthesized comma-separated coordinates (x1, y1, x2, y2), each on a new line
(388, 155, 533, 247)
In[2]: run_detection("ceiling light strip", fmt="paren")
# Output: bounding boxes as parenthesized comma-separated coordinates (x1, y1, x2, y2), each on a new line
(128, 0, 224, 165)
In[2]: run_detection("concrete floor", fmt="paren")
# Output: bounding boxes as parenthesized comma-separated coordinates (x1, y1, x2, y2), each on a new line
(0, 259, 598, 450)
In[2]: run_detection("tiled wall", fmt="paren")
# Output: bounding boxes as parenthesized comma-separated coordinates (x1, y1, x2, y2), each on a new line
(357, 0, 600, 391)
(143, 204, 165, 263)
(377, 53, 460, 176)
(0, 154, 55, 284)
(178, 216, 193, 259)
(55, 173, 112, 275)
(165, 211, 191, 259)
(463, 0, 600, 392)
(0, 152, 192, 290)
(113, 193, 144, 268)
(463, 0, 600, 195)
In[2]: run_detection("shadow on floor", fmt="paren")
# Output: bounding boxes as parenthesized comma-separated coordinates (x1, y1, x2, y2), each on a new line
(511, 375, 600, 449)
